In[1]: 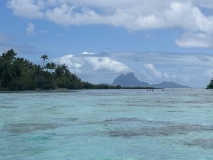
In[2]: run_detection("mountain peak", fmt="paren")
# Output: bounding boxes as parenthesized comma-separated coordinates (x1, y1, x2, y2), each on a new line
(112, 73, 190, 88)
(152, 81, 190, 88)
(112, 72, 149, 87)
(127, 72, 135, 77)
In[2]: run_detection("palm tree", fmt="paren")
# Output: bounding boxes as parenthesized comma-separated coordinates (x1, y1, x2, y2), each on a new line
(34, 64, 42, 76)
(41, 55, 48, 68)
(61, 64, 68, 73)
(13, 59, 23, 78)
(2, 49, 17, 61)
(0, 61, 14, 88)
(50, 62, 56, 70)
(55, 65, 63, 77)
(45, 63, 51, 72)
(49, 62, 56, 75)
(71, 74, 77, 80)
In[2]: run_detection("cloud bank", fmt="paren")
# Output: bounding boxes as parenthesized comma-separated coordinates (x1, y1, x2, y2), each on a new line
(143, 64, 170, 79)
(52, 51, 213, 87)
(7, 0, 213, 48)
(53, 52, 131, 83)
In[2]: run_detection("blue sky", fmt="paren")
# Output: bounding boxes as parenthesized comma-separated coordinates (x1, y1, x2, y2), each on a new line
(1, 0, 213, 87)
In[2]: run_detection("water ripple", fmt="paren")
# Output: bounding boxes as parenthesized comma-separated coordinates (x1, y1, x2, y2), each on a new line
(2, 123, 60, 134)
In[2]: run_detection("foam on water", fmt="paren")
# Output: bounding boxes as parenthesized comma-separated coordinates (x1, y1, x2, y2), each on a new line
(1, 89, 213, 159)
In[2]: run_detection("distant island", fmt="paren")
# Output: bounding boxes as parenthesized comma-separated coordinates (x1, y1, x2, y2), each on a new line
(112, 72, 190, 88)
(0, 49, 156, 91)
(207, 79, 213, 89)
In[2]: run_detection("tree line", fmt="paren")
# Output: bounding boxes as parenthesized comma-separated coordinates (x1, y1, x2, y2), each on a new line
(0, 49, 124, 90)
(0, 49, 158, 91)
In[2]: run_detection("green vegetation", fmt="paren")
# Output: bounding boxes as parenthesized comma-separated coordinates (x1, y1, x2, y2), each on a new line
(0, 49, 90, 90)
(207, 78, 213, 89)
(0, 49, 156, 91)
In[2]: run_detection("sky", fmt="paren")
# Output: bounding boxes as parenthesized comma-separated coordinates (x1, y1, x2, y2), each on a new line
(1, 0, 213, 88)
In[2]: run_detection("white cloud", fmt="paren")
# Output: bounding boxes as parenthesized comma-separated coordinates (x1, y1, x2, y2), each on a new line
(54, 53, 131, 74)
(53, 52, 132, 84)
(45, 4, 105, 26)
(7, 0, 213, 48)
(26, 22, 35, 35)
(80, 52, 95, 55)
(204, 69, 213, 78)
(7, 0, 44, 18)
(7, 0, 213, 32)
(143, 64, 170, 79)
(176, 32, 213, 48)
(163, 2, 213, 33)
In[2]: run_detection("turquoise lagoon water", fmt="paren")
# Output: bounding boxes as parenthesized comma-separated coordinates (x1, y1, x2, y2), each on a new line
(1, 89, 213, 160)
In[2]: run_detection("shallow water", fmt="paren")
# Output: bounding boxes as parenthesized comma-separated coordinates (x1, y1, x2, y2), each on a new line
(1, 89, 213, 159)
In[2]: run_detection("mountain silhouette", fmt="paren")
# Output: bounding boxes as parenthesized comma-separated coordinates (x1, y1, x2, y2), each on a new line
(112, 72, 150, 87)
(112, 73, 190, 88)
(151, 81, 190, 88)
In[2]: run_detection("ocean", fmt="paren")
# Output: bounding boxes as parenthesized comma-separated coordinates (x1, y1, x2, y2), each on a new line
(1, 89, 213, 160)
